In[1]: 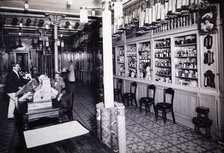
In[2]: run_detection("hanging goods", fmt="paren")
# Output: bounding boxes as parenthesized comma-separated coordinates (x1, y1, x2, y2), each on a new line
(204, 70, 215, 88)
(204, 50, 214, 65)
(204, 34, 213, 49)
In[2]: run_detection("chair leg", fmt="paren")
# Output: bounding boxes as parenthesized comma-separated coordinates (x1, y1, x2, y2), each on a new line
(153, 104, 156, 114)
(122, 96, 125, 105)
(145, 104, 148, 115)
(155, 107, 158, 121)
(134, 97, 138, 107)
(139, 101, 142, 112)
(171, 110, 176, 124)
(163, 110, 167, 124)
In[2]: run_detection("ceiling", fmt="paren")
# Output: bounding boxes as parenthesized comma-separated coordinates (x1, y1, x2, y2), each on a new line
(0, 0, 104, 38)
(0, 0, 102, 15)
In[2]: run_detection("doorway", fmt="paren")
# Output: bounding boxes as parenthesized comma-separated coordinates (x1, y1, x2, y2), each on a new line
(16, 53, 28, 72)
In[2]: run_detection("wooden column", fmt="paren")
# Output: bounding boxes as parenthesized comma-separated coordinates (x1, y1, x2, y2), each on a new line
(102, 0, 114, 108)
(54, 24, 58, 72)
(49, 15, 62, 72)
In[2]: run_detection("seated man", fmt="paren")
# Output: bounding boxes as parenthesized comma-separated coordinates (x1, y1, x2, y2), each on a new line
(51, 72, 67, 108)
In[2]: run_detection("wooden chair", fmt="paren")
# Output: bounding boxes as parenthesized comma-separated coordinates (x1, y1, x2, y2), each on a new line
(139, 84, 156, 114)
(155, 88, 175, 124)
(122, 82, 138, 107)
(114, 79, 123, 102)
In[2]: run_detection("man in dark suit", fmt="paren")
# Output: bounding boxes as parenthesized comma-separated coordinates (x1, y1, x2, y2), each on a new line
(51, 72, 68, 108)
(5, 63, 26, 119)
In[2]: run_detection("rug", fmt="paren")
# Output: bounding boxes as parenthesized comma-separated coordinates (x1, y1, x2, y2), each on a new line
(24, 120, 89, 148)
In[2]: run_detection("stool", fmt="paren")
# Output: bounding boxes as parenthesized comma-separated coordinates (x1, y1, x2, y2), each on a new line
(192, 106, 212, 137)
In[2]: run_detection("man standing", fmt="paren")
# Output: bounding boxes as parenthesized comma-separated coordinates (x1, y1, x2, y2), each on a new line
(5, 63, 24, 119)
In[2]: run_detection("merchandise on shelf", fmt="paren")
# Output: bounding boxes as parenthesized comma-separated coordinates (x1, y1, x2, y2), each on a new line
(116, 46, 125, 76)
(127, 44, 137, 78)
(138, 41, 152, 80)
(154, 38, 172, 83)
(174, 34, 198, 87)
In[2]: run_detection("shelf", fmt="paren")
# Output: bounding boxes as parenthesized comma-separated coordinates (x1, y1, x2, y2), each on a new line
(175, 67, 197, 70)
(175, 56, 197, 58)
(175, 43, 196, 47)
(156, 73, 171, 77)
(127, 55, 137, 57)
(155, 56, 171, 59)
(176, 76, 198, 80)
(139, 50, 151, 52)
(155, 46, 170, 49)
(155, 65, 171, 68)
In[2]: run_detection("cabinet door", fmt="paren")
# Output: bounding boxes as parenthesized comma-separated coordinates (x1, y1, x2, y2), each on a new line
(126, 43, 137, 78)
(154, 38, 172, 83)
(173, 34, 198, 87)
(138, 41, 152, 80)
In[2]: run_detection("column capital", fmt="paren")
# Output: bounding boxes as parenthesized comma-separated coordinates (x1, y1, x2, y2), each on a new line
(49, 14, 63, 26)
(102, 0, 111, 11)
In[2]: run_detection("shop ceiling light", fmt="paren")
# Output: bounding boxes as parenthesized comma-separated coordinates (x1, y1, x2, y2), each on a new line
(24, 1, 29, 11)
(65, 21, 70, 28)
(11, 18, 18, 25)
(38, 19, 44, 27)
(74, 22, 80, 29)
(26, 18, 32, 26)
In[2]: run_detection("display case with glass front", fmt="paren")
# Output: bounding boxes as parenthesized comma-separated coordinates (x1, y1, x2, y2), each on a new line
(126, 43, 137, 78)
(138, 41, 152, 80)
(174, 34, 198, 87)
(154, 38, 172, 83)
(116, 46, 125, 76)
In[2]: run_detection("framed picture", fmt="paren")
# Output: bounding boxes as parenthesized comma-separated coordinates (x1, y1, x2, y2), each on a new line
(198, 5, 217, 35)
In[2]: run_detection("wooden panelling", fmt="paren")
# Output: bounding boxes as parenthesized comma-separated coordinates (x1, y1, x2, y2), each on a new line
(116, 77, 221, 135)
(219, 97, 224, 137)
(199, 94, 219, 136)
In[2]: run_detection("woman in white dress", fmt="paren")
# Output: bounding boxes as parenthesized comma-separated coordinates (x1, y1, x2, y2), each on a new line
(67, 60, 76, 82)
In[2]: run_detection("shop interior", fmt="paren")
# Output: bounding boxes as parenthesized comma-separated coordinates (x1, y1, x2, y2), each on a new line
(0, 0, 224, 153)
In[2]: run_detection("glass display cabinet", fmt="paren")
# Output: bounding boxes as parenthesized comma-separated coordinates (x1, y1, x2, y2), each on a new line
(138, 41, 152, 80)
(116, 46, 125, 76)
(154, 38, 172, 83)
(174, 34, 198, 87)
(126, 43, 137, 78)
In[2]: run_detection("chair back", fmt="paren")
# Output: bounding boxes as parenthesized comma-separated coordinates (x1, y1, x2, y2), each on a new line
(163, 88, 174, 105)
(147, 84, 156, 100)
(130, 81, 137, 94)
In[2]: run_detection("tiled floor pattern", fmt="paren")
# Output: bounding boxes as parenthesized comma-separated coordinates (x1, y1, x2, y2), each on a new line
(70, 83, 222, 153)
(124, 107, 222, 153)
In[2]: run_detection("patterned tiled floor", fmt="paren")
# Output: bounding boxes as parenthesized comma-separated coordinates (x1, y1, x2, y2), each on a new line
(70, 83, 222, 153)
(0, 82, 223, 153)
(124, 107, 222, 153)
